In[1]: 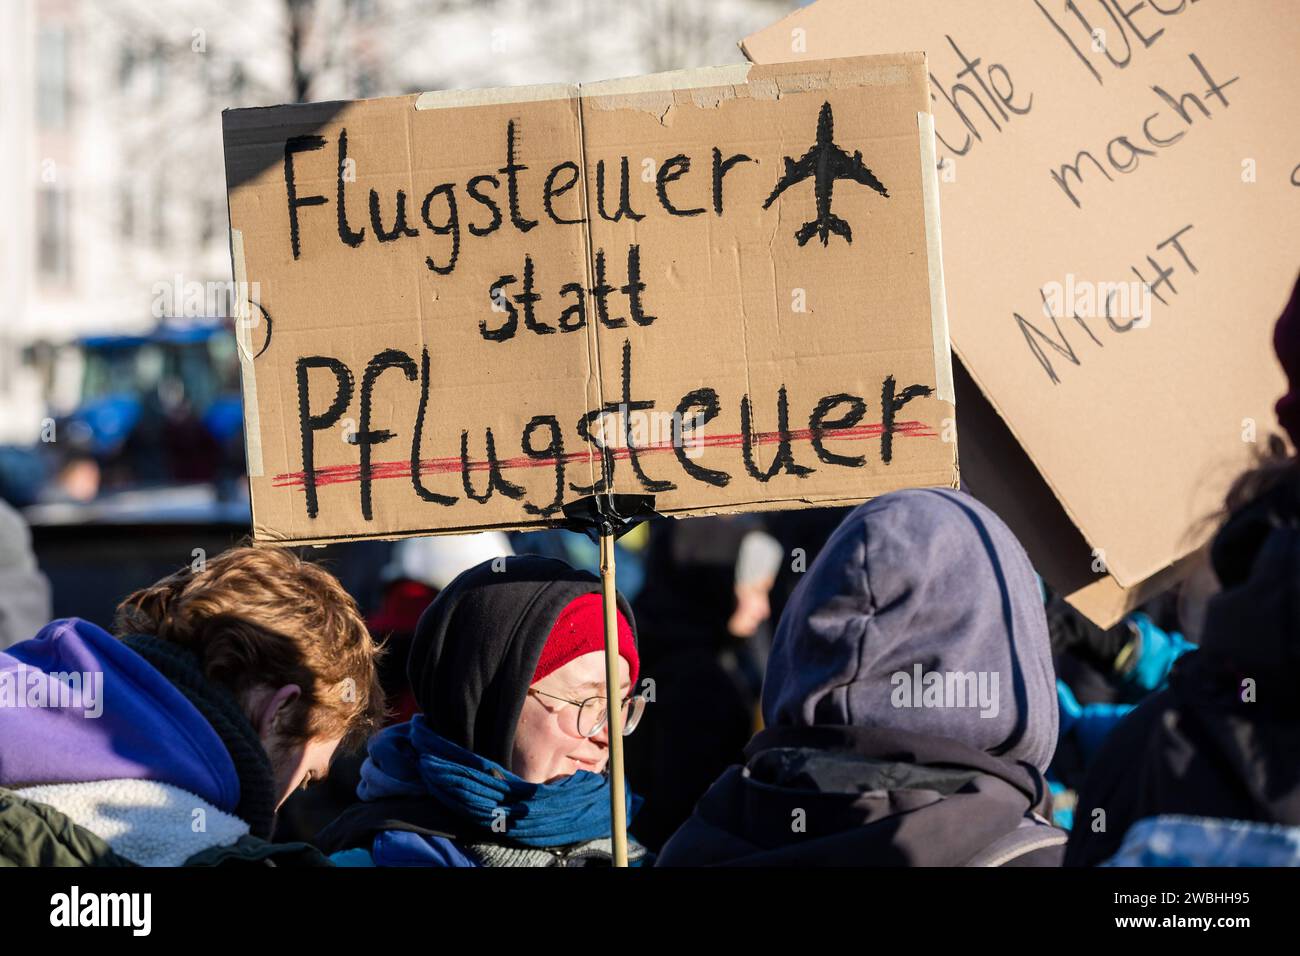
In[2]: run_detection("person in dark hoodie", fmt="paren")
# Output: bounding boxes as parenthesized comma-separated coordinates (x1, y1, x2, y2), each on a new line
(1067, 273, 1300, 867)
(0, 545, 385, 866)
(319, 555, 649, 866)
(656, 487, 1065, 866)
(1067, 451, 1300, 866)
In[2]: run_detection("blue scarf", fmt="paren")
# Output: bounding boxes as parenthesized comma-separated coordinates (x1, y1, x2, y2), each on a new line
(359, 715, 640, 848)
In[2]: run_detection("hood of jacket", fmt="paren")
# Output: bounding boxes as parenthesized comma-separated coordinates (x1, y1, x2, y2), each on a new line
(0, 618, 245, 825)
(763, 488, 1058, 771)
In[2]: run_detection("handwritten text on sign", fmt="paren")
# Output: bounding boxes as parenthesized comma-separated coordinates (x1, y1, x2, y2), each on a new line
(222, 56, 956, 543)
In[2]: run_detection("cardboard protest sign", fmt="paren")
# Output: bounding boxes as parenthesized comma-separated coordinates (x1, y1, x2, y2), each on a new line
(744, 1, 1299, 624)
(222, 54, 956, 545)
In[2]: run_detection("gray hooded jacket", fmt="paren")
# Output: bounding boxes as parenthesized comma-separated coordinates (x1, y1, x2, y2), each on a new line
(657, 488, 1064, 866)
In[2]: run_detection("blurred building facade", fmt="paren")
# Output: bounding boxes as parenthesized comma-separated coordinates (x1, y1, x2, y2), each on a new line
(0, 0, 789, 444)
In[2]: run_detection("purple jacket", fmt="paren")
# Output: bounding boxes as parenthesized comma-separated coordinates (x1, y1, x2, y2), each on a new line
(0, 618, 241, 815)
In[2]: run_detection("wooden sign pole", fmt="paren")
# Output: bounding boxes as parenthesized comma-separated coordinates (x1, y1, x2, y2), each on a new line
(599, 527, 628, 868)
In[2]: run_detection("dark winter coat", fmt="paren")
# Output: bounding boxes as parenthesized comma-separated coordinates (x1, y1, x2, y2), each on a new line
(658, 488, 1065, 866)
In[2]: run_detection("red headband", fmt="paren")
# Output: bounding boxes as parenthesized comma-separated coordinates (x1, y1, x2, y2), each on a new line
(532, 593, 639, 689)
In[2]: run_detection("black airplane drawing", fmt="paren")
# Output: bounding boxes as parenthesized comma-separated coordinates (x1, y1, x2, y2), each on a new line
(763, 101, 889, 247)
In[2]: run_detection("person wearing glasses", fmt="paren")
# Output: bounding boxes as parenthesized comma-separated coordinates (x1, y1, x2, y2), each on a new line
(319, 555, 649, 866)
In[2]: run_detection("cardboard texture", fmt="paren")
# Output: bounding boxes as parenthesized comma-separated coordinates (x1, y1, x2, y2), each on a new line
(222, 54, 957, 545)
(744, 1, 1298, 625)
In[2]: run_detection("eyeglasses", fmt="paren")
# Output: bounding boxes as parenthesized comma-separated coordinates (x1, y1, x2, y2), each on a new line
(528, 688, 647, 739)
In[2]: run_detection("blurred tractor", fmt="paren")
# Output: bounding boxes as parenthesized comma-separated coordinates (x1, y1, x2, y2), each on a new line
(56, 319, 243, 492)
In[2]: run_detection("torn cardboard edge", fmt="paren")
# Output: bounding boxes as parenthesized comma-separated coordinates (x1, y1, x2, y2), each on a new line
(412, 65, 759, 115)
(413, 54, 922, 116)
(580, 63, 753, 99)
(414, 82, 576, 111)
